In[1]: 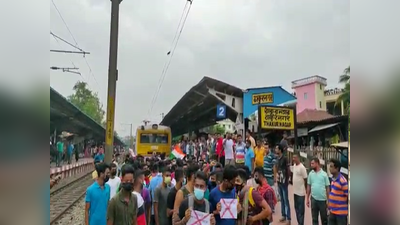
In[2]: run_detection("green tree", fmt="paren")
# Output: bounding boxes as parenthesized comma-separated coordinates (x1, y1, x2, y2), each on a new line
(336, 66, 350, 114)
(68, 81, 105, 124)
(209, 124, 226, 134)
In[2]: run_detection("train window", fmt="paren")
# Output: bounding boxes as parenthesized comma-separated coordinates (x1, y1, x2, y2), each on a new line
(140, 133, 168, 144)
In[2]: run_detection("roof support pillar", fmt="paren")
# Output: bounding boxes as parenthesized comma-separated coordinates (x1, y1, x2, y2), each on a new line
(234, 113, 245, 137)
(53, 128, 57, 143)
(207, 88, 243, 114)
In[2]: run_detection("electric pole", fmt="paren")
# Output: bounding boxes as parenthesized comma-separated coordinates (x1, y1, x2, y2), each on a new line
(105, 0, 122, 164)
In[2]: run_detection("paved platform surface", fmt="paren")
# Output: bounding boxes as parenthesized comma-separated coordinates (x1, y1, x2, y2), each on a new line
(272, 185, 313, 225)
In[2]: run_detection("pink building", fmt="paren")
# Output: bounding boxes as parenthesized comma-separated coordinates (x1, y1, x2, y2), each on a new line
(291, 75, 327, 114)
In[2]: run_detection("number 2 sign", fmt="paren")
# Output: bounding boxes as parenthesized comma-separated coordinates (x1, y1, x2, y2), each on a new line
(216, 104, 226, 119)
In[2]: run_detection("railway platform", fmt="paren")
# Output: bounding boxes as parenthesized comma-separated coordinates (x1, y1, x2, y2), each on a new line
(272, 185, 312, 225)
(50, 157, 93, 179)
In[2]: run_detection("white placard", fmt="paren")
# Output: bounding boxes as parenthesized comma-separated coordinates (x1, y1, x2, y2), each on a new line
(220, 198, 237, 219)
(340, 167, 349, 175)
(300, 152, 307, 158)
(287, 147, 294, 153)
(187, 210, 211, 225)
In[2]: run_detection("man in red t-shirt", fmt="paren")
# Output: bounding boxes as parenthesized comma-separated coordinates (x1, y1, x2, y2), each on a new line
(215, 133, 225, 166)
(254, 166, 277, 220)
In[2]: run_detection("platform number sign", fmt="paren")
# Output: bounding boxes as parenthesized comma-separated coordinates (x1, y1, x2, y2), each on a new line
(216, 104, 226, 119)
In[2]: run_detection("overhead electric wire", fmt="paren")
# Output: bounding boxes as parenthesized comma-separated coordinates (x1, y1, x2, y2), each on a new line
(50, 31, 83, 52)
(148, 1, 190, 115)
(51, 32, 86, 81)
(51, 0, 100, 88)
(148, 0, 194, 115)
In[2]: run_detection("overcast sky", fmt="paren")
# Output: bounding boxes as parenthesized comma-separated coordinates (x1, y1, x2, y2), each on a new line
(50, 0, 349, 137)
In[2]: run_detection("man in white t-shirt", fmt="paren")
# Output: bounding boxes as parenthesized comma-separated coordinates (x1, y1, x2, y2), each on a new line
(292, 153, 308, 225)
(106, 163, 121, 199)
(223, 133, 235, 165)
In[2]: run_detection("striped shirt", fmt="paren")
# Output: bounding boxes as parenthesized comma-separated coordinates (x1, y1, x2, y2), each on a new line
(328, 174, 349, 216)
(235, 142, 246, 163)
(263, 151, 276, 180)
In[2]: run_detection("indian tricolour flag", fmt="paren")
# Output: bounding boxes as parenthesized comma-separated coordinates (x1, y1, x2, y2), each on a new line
(170, 145, 185, 159)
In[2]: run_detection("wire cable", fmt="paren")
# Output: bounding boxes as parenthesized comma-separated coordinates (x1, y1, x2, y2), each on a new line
(51, 0, 100, 88)
(148, 1, 190, 115)
(51, 32, 86, 81)
(50, 31, 83, 52)
(149, 0, 194, 115)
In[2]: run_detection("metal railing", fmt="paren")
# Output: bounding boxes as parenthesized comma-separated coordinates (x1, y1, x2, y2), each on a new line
(287, 146, 343, 172)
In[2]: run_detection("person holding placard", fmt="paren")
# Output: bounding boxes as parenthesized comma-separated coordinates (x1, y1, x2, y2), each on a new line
(209, 165, 239, 225)
(173, 171, 215, 225)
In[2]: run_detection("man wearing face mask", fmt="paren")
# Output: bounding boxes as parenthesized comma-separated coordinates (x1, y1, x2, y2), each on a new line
(209, 165, 239, 225)
(85, 162, 111, 225)
(236, 168, 272, 225)
(154, 168, 173, 225)
(106, 163, 121, 200)
(106, 165, 138, 225)
(208, 171, 218, 192)
(173, 171, 216, 225)
(254, 167, 277, 224)
(173, 164, 199, 211)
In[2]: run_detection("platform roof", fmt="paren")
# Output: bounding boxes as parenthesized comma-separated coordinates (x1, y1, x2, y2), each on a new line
(50, 87, 124, 145)
(160, 76, 243, 136)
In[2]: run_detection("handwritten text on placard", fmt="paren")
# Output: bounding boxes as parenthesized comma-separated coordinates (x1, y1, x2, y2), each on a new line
(187, 210, 211, 225)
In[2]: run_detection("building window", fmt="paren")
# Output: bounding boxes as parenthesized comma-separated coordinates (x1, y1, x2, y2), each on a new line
(304, 92, 308, 100)
(320, 84, 323, 90)
(319, 101, 322, 108)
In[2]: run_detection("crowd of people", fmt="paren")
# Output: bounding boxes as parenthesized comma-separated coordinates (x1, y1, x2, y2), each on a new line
(85, 131, 348, 225)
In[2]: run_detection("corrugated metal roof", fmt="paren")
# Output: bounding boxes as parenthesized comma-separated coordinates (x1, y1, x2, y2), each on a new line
(160, 76, 242, 133)
(50, 87, 124, 145)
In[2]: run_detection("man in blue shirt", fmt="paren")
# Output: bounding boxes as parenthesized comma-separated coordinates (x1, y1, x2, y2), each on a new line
(85, 162, 111, 225)
(209, 165, 238, 225)
(244, 140, 255, 173)
(94, 147, 105, 162)
(149, 162, 163, 225)
(67, 142, 74, 164)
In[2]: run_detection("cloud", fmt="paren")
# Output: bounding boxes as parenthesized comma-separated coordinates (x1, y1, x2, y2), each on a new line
(49, 0, 349, 136)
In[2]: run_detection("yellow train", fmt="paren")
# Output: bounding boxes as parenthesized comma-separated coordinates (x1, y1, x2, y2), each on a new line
(135, 124, 172, 156)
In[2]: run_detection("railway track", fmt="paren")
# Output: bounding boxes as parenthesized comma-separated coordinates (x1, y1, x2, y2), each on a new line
(50, 173, 93, 224)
